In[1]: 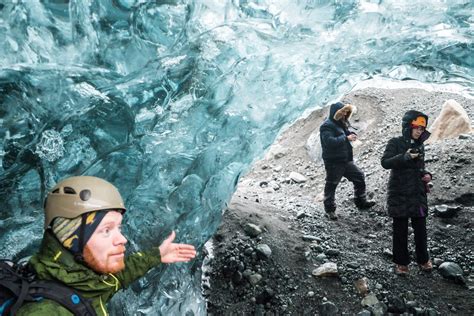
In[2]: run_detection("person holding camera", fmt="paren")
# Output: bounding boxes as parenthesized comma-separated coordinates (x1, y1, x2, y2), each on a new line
(320, 101, 375, 220)
(381, 110, 433, 275)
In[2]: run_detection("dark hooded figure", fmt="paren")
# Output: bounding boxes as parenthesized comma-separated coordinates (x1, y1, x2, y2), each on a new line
(381, 110, 433, 275)
(319, 101, 375, 220)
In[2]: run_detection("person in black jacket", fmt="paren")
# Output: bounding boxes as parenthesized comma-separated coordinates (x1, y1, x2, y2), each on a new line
(320, 102, 375, 220)
(381, 110, 433, 275)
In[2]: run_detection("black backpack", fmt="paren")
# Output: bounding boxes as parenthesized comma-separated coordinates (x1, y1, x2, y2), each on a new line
(0, 260, 96, 315)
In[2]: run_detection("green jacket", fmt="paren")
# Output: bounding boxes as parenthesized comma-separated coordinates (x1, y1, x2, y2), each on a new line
(17, 231, 162, 316)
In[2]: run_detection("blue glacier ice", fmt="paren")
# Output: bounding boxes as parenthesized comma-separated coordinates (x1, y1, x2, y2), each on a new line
(0, 0, 472, 314)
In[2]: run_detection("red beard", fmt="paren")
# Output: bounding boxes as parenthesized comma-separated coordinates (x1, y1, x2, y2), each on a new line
(83, 244, 126, 274)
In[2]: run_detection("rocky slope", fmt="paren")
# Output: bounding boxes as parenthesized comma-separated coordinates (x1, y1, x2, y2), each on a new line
(204, 87, 473, 315)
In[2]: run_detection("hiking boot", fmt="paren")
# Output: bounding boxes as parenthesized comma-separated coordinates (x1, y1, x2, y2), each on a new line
(326, 212, 338, 220)
(394, 264, 409, 276)
(419, 260, 433, 272)
(354, 198, 376, 209)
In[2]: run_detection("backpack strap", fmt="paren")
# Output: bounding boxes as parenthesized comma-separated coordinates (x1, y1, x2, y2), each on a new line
(29, 281, 96, 316)
(1, 260, 96, 316)
(8, 279, 29, 315)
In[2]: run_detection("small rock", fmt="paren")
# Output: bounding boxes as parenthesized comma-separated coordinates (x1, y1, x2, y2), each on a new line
(259, 181, 268, 188)
(244, 223, 263, 237)
(411, 307, 425, 315)
(382, 248, 393, 258)
(354, 277, 369, 295)
(361, 293, 379, 307)
(269, 180, 280, 191)
(248, 273, 263, 285)
(312, 262, 338, 277)
(313, 245, 324, 252)
(242, 269, 252, 278)
(296, 211, 307, 219)
(302, 235, 321, 242)
(256, 244, 272, 259)
(319, 301, 338, 316)
(325, 249, 340, 257)
(425, 307, 441, 316)
(433, 204, 461, 218)
(387, 295, 406, 313)
(256, 288, 274, 304)
(289, 171, 307, 183)
(347, 262, 360, 269)
(315, 253, 327, 262)
(232, 271, 243, 284)
(369, 302, 387, 316)
(433, 258, 443, 266)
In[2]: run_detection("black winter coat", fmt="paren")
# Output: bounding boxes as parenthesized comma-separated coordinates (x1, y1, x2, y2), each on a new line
(320, 102, 353, 163)
(381, 110, 431, 218)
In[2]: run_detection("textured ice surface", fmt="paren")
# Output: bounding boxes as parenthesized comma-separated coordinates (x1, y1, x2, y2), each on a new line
(0, 1, 472, 314)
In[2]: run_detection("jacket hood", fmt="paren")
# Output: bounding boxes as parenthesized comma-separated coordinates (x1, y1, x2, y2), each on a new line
(402, 110, 430, 141)
(329, 102, 354, 122)
(29, 230, 114, 296)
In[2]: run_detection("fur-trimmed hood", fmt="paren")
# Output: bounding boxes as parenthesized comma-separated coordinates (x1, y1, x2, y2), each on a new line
(329, 102, 354, 122)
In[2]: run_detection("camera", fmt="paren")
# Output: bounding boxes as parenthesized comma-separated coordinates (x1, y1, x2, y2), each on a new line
(408, 147, 424, 159)
(425, 181, 433, 193)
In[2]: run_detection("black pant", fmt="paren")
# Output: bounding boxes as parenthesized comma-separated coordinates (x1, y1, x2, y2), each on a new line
(323, 161, 366, 213)
(392, 217, 429, 265)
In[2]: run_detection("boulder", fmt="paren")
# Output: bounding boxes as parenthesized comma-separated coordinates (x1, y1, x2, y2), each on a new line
(438, 262, 466, 285)
(427, 100, 472, 143)
(305, 130, 324, 165)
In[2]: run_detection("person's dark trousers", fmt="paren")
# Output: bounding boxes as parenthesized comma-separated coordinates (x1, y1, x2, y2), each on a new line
(323, 161, 366, 213)
(392, 217, 429, 265)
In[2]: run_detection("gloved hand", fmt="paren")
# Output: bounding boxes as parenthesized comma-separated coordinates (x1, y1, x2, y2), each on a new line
(421, 174, 432, 183)
(347, 134, 357, 141)
(404, 148, 419, 160)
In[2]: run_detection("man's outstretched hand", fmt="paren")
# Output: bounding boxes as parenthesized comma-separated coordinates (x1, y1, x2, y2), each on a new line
(159, 231, 197, 263)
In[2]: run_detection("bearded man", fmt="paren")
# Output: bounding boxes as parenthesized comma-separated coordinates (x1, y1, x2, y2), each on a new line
(16, 176, 196, 315)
